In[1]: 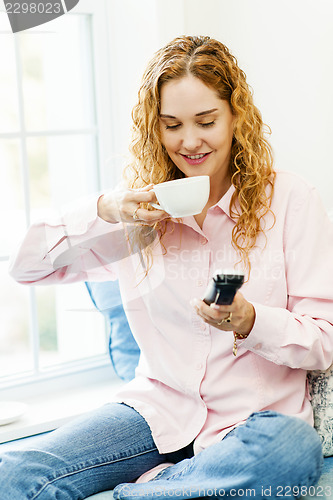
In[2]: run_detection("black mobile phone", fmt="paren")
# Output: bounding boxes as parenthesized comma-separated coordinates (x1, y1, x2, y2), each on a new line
(203, 270, 245, 306)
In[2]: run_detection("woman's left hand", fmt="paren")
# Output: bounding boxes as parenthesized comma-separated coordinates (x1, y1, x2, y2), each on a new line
(191, 292, 255, 336)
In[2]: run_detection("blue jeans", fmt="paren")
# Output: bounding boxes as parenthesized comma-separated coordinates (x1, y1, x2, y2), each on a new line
(0, 403, 323, 499)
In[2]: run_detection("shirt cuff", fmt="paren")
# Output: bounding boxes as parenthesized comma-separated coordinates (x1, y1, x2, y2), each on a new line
(46, 193, 119, 266)
(58, 193, 113, 235)
(240, 301, 289, 363)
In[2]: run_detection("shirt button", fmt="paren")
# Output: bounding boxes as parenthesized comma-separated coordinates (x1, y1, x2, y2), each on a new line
(196, 363, 203, 370)
(254, 343, 262, 350)
(196, 280, 203, 287)
(200, 237, 208, 245)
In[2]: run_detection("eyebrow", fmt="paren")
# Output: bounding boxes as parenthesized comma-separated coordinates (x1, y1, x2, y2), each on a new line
(160, 108, 218, 119)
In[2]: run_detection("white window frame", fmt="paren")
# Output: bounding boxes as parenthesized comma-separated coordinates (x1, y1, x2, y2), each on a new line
(0, 0, 118, 398)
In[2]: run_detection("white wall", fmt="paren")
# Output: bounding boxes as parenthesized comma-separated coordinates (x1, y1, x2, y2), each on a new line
(105, 0, 333, 209)
(101, 0, 161, 188)
(211, 0, 333, 210)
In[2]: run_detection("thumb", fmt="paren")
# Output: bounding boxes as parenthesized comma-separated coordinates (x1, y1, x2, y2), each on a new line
(137, 184, 154, 192)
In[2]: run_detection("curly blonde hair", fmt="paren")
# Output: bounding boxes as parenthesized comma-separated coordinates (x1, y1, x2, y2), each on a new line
(124, 35, 275, 274)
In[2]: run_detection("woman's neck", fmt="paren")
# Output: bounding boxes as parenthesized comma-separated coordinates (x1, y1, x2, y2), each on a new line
(208, 174, 232, 206)
(194, 175, 232, 230)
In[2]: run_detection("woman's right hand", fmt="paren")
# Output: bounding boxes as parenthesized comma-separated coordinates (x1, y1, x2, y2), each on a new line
(97, 184, 169, 225)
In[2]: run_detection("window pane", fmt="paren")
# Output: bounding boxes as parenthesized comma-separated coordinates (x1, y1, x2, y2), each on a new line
(0, 139, 26, 256)
(0, 14, 20, 133)
(0, 261, 33, 379)
(27, 134, 98, 212)
(19, 15, 95, 131)
(36, 286, 58, 367)
(26, 136, 51, 209)
(40, 283, 107, 370)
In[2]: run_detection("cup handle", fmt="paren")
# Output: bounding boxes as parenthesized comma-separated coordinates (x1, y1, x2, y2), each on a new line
(150, 188, 165, 211)
(150, 202, 164, 210)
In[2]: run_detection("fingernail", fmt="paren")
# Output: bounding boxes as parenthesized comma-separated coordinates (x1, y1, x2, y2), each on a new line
(210, 304, 220, 310)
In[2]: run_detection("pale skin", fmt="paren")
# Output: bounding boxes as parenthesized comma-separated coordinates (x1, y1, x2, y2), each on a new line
(97, 74, 255, 336)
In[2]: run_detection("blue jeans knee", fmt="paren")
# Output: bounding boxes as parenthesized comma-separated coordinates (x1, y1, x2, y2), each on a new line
(0, 403, 164, 500)
(235, 410, 323, 488)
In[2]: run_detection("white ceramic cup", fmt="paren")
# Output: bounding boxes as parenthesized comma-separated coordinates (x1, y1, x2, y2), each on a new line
(150, 175, 210, 217)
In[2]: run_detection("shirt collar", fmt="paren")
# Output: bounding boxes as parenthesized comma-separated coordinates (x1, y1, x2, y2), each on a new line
(214, 183, 236, 220)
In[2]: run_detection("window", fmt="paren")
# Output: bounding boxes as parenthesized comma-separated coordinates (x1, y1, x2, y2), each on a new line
(0, 3, 113, 389)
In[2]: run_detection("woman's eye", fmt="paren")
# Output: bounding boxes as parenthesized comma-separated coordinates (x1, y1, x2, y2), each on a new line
(165, 124, 181, 130)
(200, 121, 215, 128)
(164, 121, 215, 130)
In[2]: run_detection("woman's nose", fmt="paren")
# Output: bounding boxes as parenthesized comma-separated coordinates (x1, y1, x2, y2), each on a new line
(181, 127, 202, 151)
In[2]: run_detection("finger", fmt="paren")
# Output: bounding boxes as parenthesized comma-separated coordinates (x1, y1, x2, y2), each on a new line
(124, 186, 155, 204)
(133, 208, 170, 223)
(209, 320, 233, 331)
(191, 298, 221, 321)
(201, 312, 233, 330)
(131, 184, 154, 192)
(209, 303, 236, 314)
(200, 299, 235, 317)
(191, 298, 235, 327)
(206, 291, 243, 313)
(201, 311, 217, 323)
(130, 190, 157, 204)
(128, 184, 154, 191)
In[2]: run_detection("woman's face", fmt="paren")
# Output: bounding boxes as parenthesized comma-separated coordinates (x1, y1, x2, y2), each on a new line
(159, 75, 235, 186)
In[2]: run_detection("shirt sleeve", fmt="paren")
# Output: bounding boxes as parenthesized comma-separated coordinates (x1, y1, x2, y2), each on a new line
(8, 193, 129, 285)
(242, 184, 333, 370)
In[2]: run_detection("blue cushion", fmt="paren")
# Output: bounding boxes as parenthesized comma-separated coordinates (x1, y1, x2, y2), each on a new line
(318, 455, 333, 489)
(85, 281, 140, 382)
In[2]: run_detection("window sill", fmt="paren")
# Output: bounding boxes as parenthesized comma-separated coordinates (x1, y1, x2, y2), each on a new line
(0, 374, 125, 444)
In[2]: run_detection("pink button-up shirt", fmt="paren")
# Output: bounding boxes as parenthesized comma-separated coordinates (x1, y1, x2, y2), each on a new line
(9, 170, 333, 455)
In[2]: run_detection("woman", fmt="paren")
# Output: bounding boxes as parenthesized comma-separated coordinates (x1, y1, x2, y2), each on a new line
(2, 35, 333, 499)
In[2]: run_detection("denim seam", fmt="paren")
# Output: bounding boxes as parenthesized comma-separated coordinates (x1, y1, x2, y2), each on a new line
(30, 446, 158, 500)
(114, 483, 128, 500)
(147, 460, 194, 484)
(113, 462, 194, 499)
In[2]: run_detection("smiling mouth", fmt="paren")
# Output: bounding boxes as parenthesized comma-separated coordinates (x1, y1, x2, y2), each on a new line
(182, 153, 210, 159)
(180, 152, 212, 164)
